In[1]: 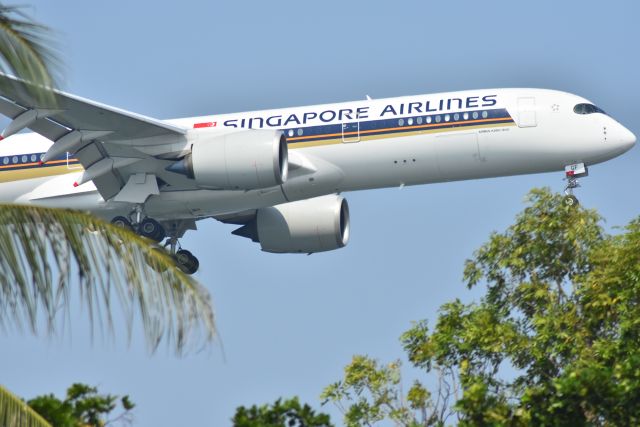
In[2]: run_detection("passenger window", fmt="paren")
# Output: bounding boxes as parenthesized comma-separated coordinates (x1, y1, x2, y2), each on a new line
(472, 111, 479, 119)
(297, 128, 303, 136)
(416, 117, 423, 125)
(30, 154, 37, 162)
(482, 111, 488, 119)
(288, 129, 294, 137)
(444, 114, 450, 122)
(12, 156, 17, 164)
(398, 118, 404, 126)
(463, 112, 469, 120)
(407, 118, 414, 125)
(426, 116, 432, 124)
(453, 113, 460, 121)
(435, 115, 441, 123)
(2, 158, 7, 165)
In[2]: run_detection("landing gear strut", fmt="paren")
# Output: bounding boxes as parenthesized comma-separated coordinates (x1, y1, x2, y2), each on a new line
(163, 223, 200, 275)
(110, 209, 200, 275)
(563, 163, 588, 207)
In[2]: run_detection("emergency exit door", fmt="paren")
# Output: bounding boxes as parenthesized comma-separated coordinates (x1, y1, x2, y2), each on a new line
(342, 121, 360, 143)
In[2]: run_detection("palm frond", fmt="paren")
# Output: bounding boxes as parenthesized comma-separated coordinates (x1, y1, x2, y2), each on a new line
(0, 385, 52, 427)
(0, 5, 60, 106)
(0, 204, 216, 354)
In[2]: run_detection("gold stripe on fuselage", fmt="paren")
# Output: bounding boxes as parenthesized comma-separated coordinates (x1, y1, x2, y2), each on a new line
(288, 121, 516, 149)
(0, 164, 82, 183)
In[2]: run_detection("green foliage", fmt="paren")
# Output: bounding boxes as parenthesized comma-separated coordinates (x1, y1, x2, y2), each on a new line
(325, 188, 640, 426)
(232, 397, 333, 427)
(0, 4, 60, 105)
(0, 203, 216, 355)
(27, 383, 135, 427)
(321, 356, 450, 426)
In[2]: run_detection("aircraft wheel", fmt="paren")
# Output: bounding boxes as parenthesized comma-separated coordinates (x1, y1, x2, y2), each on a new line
(111, 216, 133, 231)
(139, 218, 166, 242)
(564, 195, 579, 207)
(175, 249, 199, 275)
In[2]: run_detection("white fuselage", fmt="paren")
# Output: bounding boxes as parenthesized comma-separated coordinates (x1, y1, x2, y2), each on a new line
(0, 88, 635, 220)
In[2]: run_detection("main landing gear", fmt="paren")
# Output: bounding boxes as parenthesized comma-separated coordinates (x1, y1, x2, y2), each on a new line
(563, 162, 588, 207)
(165, 236, 200, 275)
(110, 208, 200, 275)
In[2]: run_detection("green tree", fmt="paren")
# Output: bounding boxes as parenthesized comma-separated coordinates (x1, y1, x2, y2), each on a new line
(323, 188, 640, 426)
(27, 383, 134, 427)
(233, 397, 333, 427)
(321, 355, 455, 426)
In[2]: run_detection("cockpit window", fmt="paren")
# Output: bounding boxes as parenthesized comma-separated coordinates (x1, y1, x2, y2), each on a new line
(574, 103, 607, 115)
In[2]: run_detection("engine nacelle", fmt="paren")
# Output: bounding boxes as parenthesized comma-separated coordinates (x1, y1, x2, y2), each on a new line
(232, 195, 350, 254)
(170, 129, 288, 190)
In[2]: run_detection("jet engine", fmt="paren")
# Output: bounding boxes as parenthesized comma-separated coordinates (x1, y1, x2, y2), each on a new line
(232, 194, 350, 253)
(168, 129, 288, 190)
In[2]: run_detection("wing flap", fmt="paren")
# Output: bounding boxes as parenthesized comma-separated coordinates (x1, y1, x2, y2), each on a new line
(0, 74, 192, 201)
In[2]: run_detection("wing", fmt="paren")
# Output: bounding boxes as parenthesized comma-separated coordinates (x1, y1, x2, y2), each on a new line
(0, 74, 192, 201)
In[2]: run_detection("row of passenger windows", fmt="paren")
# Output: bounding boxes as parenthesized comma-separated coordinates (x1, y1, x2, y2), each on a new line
(285, 110, 492, 136)
(398, 110, 489, 127)
(1, 153, 43, 165)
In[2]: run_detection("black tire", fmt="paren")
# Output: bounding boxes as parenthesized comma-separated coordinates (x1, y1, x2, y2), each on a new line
(564, 195, 579, 207)
(139, 218, 166, 242)
(175, 249, 199, 275)
(111, 216, 133, 231)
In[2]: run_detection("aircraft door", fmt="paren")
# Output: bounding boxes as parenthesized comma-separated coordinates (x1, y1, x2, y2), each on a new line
(517, 97, 537, 127)
(342, 121, 360, 143)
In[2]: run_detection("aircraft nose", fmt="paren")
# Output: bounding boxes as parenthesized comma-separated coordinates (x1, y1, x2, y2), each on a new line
(611, 123, 636, 154)
(605, 121, 636, 156)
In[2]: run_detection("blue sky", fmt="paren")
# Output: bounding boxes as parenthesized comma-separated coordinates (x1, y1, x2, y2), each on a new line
(2, 1, 639, 425)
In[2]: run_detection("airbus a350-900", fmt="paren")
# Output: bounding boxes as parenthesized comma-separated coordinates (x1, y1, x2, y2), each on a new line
(0, 75, 634, 273)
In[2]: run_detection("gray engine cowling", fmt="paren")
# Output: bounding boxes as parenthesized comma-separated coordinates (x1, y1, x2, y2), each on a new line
(232, 194, 350, 254)
(169, 129, 288, 190)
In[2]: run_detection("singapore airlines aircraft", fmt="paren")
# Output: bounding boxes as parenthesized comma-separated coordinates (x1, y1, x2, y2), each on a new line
(0, 75, 635, 274)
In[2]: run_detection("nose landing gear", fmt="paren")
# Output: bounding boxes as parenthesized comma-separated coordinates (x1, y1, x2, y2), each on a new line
(563, 163, 588, 207)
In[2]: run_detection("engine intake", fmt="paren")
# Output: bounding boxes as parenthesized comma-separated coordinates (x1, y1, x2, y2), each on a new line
(232, 195, 350, 254)
(168, 129, 288, 190)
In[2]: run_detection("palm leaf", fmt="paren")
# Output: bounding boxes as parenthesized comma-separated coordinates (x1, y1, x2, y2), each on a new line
(0, 204, 216, 354)
(0, 385, 52, 427)
(0, 6, 216, 353)
(0, 5, 60, 106)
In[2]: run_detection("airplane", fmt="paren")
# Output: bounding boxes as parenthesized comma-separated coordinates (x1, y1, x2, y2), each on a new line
(0, 75, 635, 274)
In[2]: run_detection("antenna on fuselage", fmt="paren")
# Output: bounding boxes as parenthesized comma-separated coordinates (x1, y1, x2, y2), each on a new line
(366, 95, 372, 101)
